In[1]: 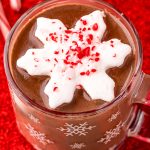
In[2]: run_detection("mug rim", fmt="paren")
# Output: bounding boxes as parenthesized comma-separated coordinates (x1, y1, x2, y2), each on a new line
(4, 0, 143, 117)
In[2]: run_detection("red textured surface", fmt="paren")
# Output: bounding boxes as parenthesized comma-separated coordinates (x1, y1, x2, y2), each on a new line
(0, 0, 150, 149)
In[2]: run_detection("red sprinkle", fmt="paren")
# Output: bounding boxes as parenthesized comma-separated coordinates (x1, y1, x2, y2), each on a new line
(65, 30, 72, 34)
(60, 36, 62, 43)
(110, 40, 114, 43)
(87, 38, 91, 45)
(92, 23, 98, 31)
(95, 58, 100, 62)
(54, 58, 58, 63)
(77, 52, 83, 59)
(92, 46, 96, 51)
(95, 52, 100, 56)
(82, 20, 87, 25)
(65, 35, 69, 38)
(88, 28, 91, 30)
(111, 44, 114, 48)
(79, 34, 83, 41)
(66, 51, 69, 55)
(72, 41, 78, 46)
(76, 60, 82, 64)
(54, 51, 59, 54)
(68, 78, 72, 80)
(86, 70, 90, 76)
(53, 87, 58, 92)
(113, 53, 116, 57)
(64, 60, 70, 64)
(88, 34, 93, 40)
(91, 69, 97, 72)
(82, 28, 86, 31)
(32, 52, 35, 55)
(66, 55, 70, 60)
(71, 62, 78, 66)
(89, 58, 93, 61)
(45, 59, 50, 62)
(75, 46, 81, 52)
(34, 58, 39, 62)
(83, 47, 90, 56)
(80, 72, 85, 75)
(51, 36, 57, 42)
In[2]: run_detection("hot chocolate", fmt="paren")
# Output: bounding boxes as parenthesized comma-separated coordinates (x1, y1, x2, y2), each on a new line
(9, 4, 135, 112)
(5, 1, 139, 150)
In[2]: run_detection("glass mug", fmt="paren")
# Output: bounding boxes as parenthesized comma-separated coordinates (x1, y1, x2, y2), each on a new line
(3, 0, 150, 149)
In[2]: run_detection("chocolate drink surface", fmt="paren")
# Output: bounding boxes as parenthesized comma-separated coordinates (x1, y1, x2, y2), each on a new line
(9, 4, 135, 113)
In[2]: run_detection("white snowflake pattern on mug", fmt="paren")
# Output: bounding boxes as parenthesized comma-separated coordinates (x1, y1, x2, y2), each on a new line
(97, 121, 124, 144)
(25, 123, 54, 145)
(28, 114, 40, 124)
(57, 122, 96, 136)
(70, 143, 86, 149)
(108, 111, 120, 122)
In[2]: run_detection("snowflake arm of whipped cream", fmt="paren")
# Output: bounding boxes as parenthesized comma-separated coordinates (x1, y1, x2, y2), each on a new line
(74, 10, 106, 42)
(35, 17, 67, 48)
(17, 10, 131, 109)
(80, 39, 131, 100)
(44, 68, 76, 108)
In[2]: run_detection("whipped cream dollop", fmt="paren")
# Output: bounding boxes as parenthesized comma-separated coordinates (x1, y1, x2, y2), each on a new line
(17, 10, 131, 109)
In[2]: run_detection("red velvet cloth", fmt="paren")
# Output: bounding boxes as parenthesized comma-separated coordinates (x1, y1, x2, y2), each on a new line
(0, 0, 150, 149)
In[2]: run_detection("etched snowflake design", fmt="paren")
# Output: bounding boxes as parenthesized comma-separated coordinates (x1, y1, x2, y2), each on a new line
(70, 143, 86, 149)
(17, 10, 131, 108)
(57, 122, 96, 136)
(25, 123, 54, 145)
(108, 111, 120, 122)
(28, 114, 40, 124)
(97, 121, 123, 144)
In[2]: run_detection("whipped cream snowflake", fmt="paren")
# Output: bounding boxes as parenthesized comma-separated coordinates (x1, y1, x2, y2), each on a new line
(17, 10, 131, 108)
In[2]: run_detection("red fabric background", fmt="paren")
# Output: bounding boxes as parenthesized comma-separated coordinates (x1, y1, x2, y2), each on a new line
(0, 0, 150, 149)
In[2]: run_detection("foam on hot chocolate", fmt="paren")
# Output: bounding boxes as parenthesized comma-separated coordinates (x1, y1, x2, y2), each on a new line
(17, 10, 131, 109)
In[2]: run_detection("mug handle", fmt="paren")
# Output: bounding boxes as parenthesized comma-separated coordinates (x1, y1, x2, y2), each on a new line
(127, 72, 150, 143)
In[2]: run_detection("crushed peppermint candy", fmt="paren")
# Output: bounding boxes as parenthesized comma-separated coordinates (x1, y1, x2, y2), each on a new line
(17, 10, 131, 109)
